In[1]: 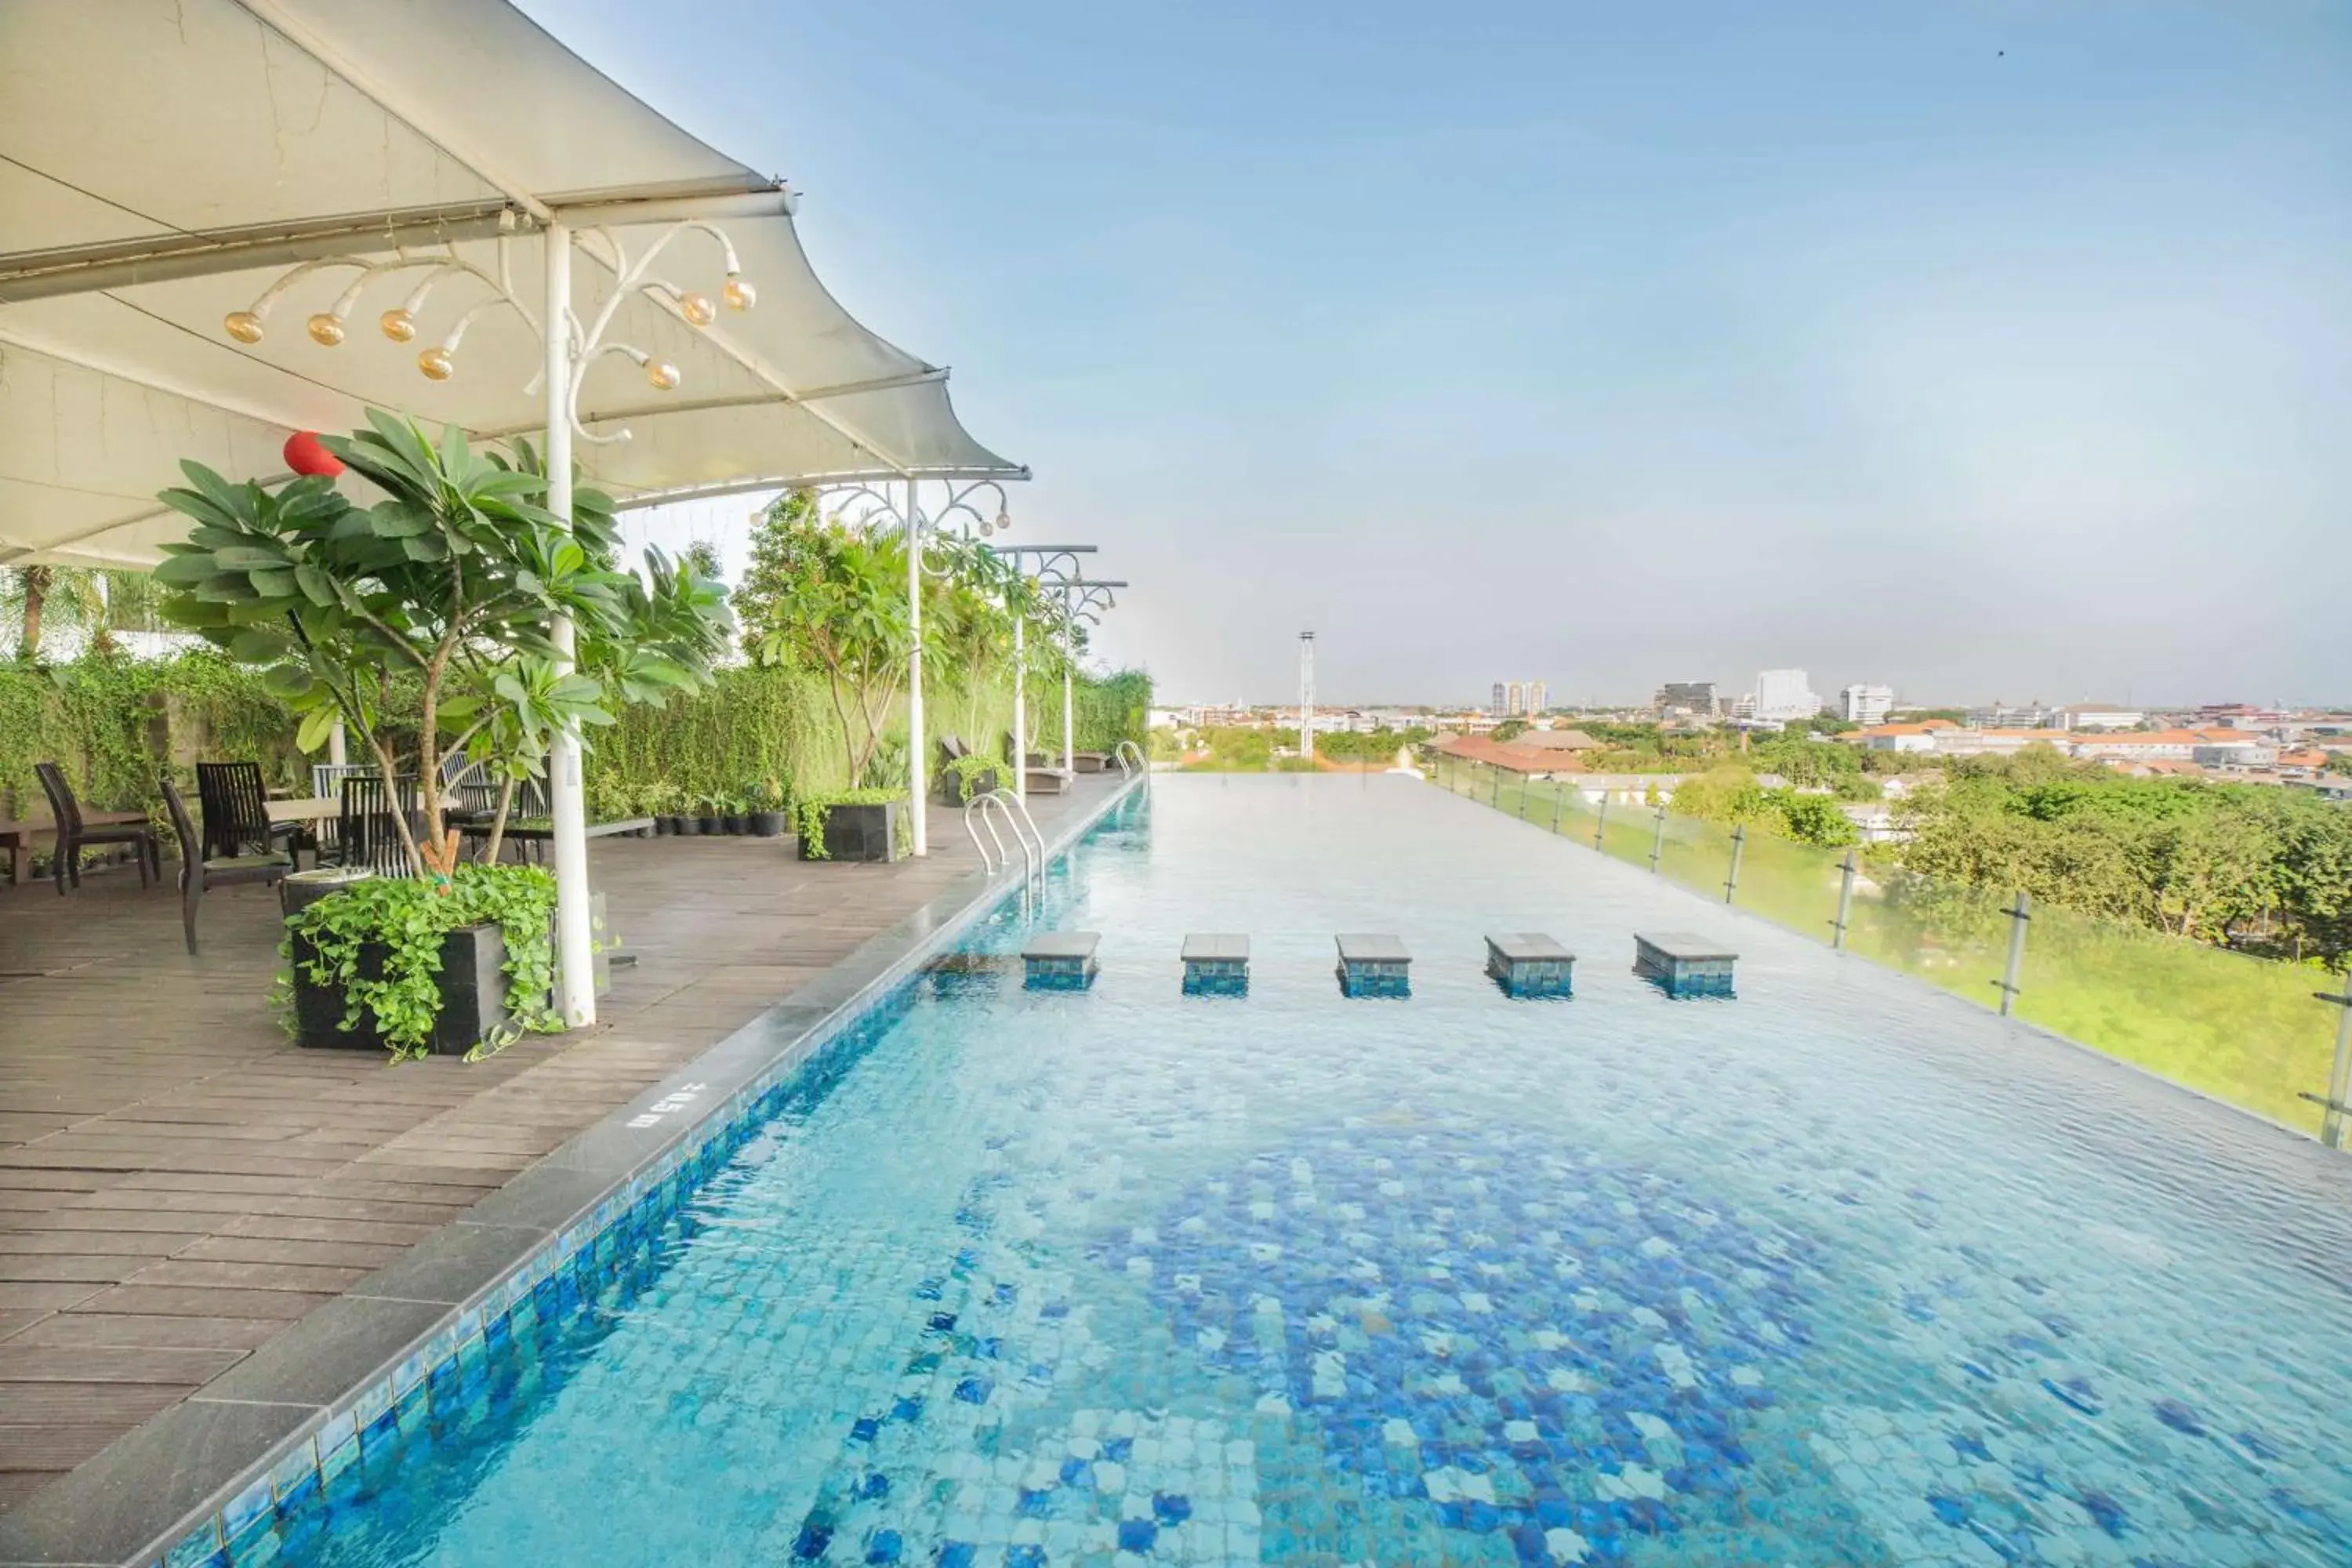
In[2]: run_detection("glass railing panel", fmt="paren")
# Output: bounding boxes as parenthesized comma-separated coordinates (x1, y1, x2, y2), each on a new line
(2013, 898, 2339, 1137)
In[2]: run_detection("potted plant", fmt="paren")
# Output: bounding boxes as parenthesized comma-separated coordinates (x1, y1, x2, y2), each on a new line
(694, 792, 724, 836)
(720, 791, 748, 836)
(150, 412, 731, 1057)
(794, 789, 906, 862)
(745, 779, 789, 838)
(285, 864, 557, 1057)
(642, 781, 682, 837)
(943, 752, 1000, 807)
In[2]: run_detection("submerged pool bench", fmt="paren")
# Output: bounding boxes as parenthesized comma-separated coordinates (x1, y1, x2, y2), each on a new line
(1335, 933, 1411, 998)
(1181, 933, 1250, 994)
(1633, 931, 1737, 998)
(1485, 932, 1575, 997)
(1021, 931, 1100, 989)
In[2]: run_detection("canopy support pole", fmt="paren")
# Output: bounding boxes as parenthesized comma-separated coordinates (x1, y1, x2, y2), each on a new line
(906, 477, 927, 857)
(1062, 590, 1076, 775)
(544, 221, 595, 1026)
(1011, 601, 1026, 802)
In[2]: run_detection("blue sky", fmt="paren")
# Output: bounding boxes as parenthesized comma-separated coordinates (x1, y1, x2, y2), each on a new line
(535, 0, 2351, 708)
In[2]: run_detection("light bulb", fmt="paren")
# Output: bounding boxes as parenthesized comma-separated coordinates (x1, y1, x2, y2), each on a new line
(306, 313, 346, 347)
(417, 346, 455, 381)
(223, 310, 266, 344)
(722, 274, 756, 311)
(994, 507, 1011, 535)
(678, 292, 716, 327)
(379, 308, 416, 343)
(647, 360, 681, 391)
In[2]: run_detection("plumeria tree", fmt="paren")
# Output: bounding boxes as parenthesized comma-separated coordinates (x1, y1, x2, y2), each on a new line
(735, 492, 913, 786)
(151, 411, 730, 879)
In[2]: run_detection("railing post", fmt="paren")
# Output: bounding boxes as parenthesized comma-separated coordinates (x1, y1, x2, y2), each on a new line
(1649, 804, 1666, 873)
(1831, 848, 1857, 950)
(2306, 978, 2352, 1150)
(1519, 777, 1532, 819)
(1995, 890, 2031, 1016)
(1593, 792, 1610, 851)
(1491, 765, 1501, 806)
(1722, 822, 1746, 904)
(1550, 784, 1564, 834)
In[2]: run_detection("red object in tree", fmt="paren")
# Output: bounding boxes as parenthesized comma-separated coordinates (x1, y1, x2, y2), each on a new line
(283, 430, 343, 477)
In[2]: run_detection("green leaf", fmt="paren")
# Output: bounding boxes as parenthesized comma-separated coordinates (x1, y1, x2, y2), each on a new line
(153, 552, 219, 586)
(295, 704, 340, 754)
(248, 568, 299, 599)
(262, 663, 318, 699)
(228, 630, 289, 662)
(292, 563, 337, 606)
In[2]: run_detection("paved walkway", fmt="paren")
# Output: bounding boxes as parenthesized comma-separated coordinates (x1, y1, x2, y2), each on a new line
(0, 777, 1121, 1516)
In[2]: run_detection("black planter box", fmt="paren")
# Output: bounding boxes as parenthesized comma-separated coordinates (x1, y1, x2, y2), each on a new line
(799, 800, 903, 862)
(942, 768, 998, 807)
(292, 921, 510, 1054)
(747, 811, 786, 837)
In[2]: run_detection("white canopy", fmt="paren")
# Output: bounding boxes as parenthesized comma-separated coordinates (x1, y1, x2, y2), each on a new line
(0, 0, 1025, 568)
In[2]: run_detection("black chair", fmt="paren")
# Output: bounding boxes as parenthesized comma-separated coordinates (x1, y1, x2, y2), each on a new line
(34, 761, 158, 895)
(195, 760, 307, 868)
(333, 773, 418, 877)
(159, 778, 289, 953)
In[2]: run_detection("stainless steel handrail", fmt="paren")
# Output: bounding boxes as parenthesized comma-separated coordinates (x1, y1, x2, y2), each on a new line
(980, 788, 1044, 883)
(960, 797, 999, 873)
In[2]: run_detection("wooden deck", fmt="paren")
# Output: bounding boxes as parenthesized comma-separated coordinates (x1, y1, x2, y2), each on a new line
(0, 779, 1121, 1517)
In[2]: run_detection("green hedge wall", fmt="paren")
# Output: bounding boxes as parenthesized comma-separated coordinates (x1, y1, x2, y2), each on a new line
(0, 652, 1152, 826)
(0, 652, 303, 820)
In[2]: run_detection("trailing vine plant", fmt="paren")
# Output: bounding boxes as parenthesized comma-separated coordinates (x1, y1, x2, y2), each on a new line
(281, 863, 559, 1060)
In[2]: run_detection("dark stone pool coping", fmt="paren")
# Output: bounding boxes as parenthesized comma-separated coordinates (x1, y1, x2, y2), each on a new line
(0, 776, 1144, 1568)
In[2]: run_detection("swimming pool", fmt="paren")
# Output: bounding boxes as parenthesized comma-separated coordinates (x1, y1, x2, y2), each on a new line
(252, 775, 2351, 1566)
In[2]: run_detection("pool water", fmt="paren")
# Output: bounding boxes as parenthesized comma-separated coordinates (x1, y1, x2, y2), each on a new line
(277, 776, 2352, 1567)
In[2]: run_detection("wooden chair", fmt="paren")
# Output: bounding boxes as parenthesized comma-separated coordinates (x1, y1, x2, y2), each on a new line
(195, 760, 307, 867)
(332, 773, 418, 877)
(159, 778, 289, 953)
(33, 761, 157, 895)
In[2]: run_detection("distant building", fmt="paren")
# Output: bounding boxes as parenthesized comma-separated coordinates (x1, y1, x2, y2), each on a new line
(1838, 684, 1894, 725)
(2071, 729, 2244, 762)
(2194, 740, 2279, 769)
(1968, 702, 2057, 730)
(1656, 681, 1717, 718)
(1862, 720, 1962, 754)
(1490, 683, 1507, 717)
(2059, 704, 2143, 731)
(1753, 669, 1820, 723)
(1515, 729, 1602, 754)
(1527, 680, 1548, 714)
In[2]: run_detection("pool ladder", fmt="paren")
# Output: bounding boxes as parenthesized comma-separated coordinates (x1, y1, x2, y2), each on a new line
(1112, 739, 1149, 790)
(961, 787, 1044, 884)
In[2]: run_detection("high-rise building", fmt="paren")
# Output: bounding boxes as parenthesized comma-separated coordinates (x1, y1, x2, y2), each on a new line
(1527, 681, 1547, 714)
(1505, 681, 1526, 717)
(1839, 684, 1895, 725)
(1491, 682, 1507, 716)
(1753, 669, 1821, 723)
(1656, 681, 1717, 717)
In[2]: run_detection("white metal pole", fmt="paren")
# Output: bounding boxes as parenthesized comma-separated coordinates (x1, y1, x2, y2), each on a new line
(906, 477, 927, 857)
(1011, 598, 1026, 802)
(543, 221, 594, 1027)
(1299, 631, 1315, 769)
(1061, 589, 1076, 775)
(327, 719, 347, 768)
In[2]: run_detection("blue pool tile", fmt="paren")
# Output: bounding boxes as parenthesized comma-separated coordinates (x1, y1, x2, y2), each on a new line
(1116, 1518, 1156, 1552)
